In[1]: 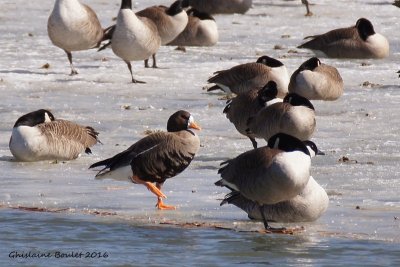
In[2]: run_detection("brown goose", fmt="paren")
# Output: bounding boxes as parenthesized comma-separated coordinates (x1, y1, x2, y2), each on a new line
(289, 57, 344, 101)
(47, 0, 105, 75)
(215, 133, 313, 232)
(223, 82, 282, 148)
(110, 0, 161, 83)
(247, 81, 316, 142)
(136, 0, 188, 68)
(89, 110, 201, 210)
(181, 0, 252, 14)
(297, 18, 389, 59)
(207, 56, 289, 97)
(9, 109, 100, 162)
(167, 8, 218, 47)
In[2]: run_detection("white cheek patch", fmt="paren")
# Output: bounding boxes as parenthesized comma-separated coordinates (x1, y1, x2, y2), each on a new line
(187, 115, 194, 128)
(44, 112, 52, 123)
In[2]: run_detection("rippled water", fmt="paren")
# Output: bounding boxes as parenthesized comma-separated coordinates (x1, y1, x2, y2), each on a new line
(1, 0, 400, 265)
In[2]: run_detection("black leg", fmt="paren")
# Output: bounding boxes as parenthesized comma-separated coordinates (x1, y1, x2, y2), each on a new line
(151, 54, 158, 68)
(301, 0, 313, 16)
(126, 61, 146, 84)
(144, 59, 150, 68)
(259, 205, 287, 232)
(65, 50, 78, 75)
(249, 137, 257, 149)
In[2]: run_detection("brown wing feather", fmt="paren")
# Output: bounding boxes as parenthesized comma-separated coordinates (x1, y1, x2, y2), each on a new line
(208, 63, 270, 86)
(82, 4, 104, 47)
(298, 26, 359, 50)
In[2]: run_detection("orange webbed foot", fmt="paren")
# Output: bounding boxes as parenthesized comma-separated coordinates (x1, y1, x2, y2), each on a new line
(156, 198, 176, 210)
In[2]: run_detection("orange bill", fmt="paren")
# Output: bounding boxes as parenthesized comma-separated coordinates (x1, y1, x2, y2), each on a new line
(189, 121, 201, 130)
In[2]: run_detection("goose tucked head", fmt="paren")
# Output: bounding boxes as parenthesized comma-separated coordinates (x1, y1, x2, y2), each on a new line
(284, 93, 315, 110)
(267, 133, 310, 157)
(167, 110, 201, 132)
(303, 140, 325, 157)
(187, 8, 215, 21)
(13, 109, 55, 128)
(120, 0, 132, 10)
(299, 57, 321, 72)
(356, 18, 375, 41)
(166, 0, 184, 16)
(256, 56, 284, 68)
(258, 81, 279, 105)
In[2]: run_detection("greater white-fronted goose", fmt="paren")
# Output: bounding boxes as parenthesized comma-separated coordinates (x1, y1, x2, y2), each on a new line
(220, 176, 328, 223)
(289, 57, 344, 101)
(215, 133, 313, 232)
(247, 81, 316, 142)
(298, 18, 389, 59)
(111, 0, 161, 83)
(167, 8, 218, 47)
(47, 0, 105, 75)
(9, 109, 100, 162)
(223, 82, 283, 148)
(136, 0, 188, 68)
(207, 56, 289, 97)
(89, 110, 201, 210)
(181, 0, 252, 14)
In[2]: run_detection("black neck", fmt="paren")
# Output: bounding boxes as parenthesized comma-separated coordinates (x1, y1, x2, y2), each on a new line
(166, 0, 183, 16)
(121, 0, 132, 10)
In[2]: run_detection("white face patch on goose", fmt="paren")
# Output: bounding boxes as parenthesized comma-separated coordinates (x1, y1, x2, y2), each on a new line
(44, 112, 52, 123)
(187, 115, 194, 128)
(273, 137, 280, 149)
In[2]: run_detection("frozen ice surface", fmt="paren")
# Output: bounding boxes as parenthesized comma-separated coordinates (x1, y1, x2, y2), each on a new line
(0, 0, 399, 244)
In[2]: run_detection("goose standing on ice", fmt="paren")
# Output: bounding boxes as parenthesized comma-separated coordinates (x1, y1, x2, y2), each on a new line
(136, 0, 188, 68)
(297, 18, 389, 59)
(215, 133, 314, 232)
(47, 0, 105, 75)
(89, 110, 201, 210)
(111, 0, 161, 83)
(9, 109, 100, 162)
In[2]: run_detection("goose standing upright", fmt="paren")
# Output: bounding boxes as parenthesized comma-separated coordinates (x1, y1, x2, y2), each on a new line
(89, 110, 201, 210)
(297, 18, 389, 59)
(111, 0, 161, 83)
(9, 109, 100, 162)
(48, 0, 105, 75)
(136, 0, 188, 68)
(289, 57, 344, 101)
(215, 133, 313, 232)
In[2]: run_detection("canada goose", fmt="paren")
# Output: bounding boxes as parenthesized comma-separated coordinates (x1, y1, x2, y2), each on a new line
(167, 8, 218, 47)
(136, 0, 188, 68)
(89, 110, 201, 210)
(298, 18, 389, 59)
(289, 57, 344, 101)
(111, 0, 161, 83)
(393, 0, 400, 8)
(207, 56, 289, 97)
(223, 82, 283, 149)
(47, 0, 105, 75)
(215, 133, 313, 232)
(220, 176, 328, 223)
(181, 0, 252, 14)
(247, 82, 316, 142)
(9, 109, 100, 162)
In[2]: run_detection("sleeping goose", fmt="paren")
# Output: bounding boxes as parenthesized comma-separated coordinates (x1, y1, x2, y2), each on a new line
(223, 82, 283, 148)
(247, 81, 316, 142)
(181, 0, 252, 14)
(215, 133, 313, 232)
(47, 0, 105, 75)
(111, 0, 161, 83)
(220, 175, 328, 223)
(207, 56, 289, 97)
(289, 57, 344, 101)
(89, 110, 201, 210)
(297, 18, 389, 59)
(167, 8, 218, 47)
(136, 0, 188, 68)
(9, 109, 100, 162)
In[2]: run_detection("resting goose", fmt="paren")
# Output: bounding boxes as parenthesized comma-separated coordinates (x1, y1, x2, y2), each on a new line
(136, 0, 188, 68)
(297, 18, 389, 59)
(111, 0, 161, 83)
(89, 110, 201, 210)
(207, 56, 289, 97)
(9, 109, 100, 162)
(247, 81, 316, 142)
(181, 0, 252, 14)
(167, 8, 218, 47)
(289, 57, 344, 101)
(223, 82, 283, 148)
(47, 0, 105, 75)
(215, 133, 313, 232)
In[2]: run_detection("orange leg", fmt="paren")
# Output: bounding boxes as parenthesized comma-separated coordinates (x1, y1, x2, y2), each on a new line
(131, 176, 166, 199)
(156, 183, 176, 210)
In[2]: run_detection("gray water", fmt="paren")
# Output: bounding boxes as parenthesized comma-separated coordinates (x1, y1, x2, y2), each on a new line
(1, 0, 400, 266)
